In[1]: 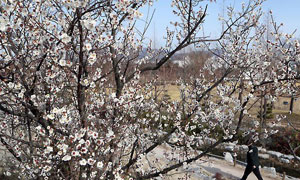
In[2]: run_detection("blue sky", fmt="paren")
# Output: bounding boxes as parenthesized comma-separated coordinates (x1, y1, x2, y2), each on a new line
(137, 0, 300, 47)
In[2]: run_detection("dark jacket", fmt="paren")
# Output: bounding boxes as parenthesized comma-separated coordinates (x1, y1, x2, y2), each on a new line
(246, 145, 260, 167)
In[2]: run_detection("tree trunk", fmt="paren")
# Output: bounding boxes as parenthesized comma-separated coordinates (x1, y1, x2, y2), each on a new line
(290, 95, 294, 113)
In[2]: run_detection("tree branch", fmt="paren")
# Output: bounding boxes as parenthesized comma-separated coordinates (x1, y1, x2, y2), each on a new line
(137, 138, 224, 179)
(125, 5, 208, 83)
(121, 127, 177, 171)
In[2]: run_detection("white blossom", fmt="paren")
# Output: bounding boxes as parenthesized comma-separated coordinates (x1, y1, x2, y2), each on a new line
(83, 19, 97, 30)
(62, 155, 71, 161)
(87, 158, 95, 165)
(60, 33, 71, 43)
(0, 16, 9, 31)
(97, 161, 103, 169)
(44, 146, 53, 154)
(85, 43, 92, 51)
(59, 59, 66, 66)
(79, 159, 87, 166)
(88, 52, 97, 65)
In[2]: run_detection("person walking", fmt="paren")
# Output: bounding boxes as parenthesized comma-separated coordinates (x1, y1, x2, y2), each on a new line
(240, 137, 263, 180)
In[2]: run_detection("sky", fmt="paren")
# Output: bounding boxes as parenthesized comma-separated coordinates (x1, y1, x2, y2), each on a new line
(137, 0, 300, 47)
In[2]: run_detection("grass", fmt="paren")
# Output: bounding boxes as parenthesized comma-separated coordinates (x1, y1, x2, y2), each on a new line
(164, 85, 181, 100)
(273, 109, 300, 116)
(106, 84, 299, 128)
(162, 84, 300, 127)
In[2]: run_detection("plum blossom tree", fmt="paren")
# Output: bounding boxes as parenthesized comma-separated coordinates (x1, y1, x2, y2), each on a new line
(0, 0, 299, 179)
(265, 12, 300, 163)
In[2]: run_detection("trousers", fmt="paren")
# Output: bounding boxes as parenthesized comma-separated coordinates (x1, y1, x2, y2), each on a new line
(240, 165, 263, 180)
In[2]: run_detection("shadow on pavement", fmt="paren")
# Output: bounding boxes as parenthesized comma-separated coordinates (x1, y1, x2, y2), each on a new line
(201, 166, 240, 180)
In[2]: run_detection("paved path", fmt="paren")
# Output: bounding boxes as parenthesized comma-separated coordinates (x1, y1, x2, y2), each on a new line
(199, 157, 282, 180)
(147, 145, 298, 180)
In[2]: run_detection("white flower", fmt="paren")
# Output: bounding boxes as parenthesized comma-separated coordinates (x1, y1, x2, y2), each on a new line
(76, 144, 82, 150)
(71, 151, 80, 157)
(33, 50, 40, 56)
(4, 171, 11, 176)
(79, 139, 85, 144)
(61, 144, 69, 154)
(57, 151, 62, 156)
(82, 79, 89, 86)
(8, 82, 14, 89)
(0, 16, 9, 31)
(4, 4, 13, 13)
(80, 78, 89, 86)
(44, 166, 52, 172)
(133, 10, 143, 18)
(31, 95, 36, 100)
(82, 173, 87, 178)
(62, 155, 71, 161)
(59, 115, 67, 124)
(52, 107, 59, 114)
(18, 92, 24, 98)
(85, 140, 90, 147)
(81, 147, 88, 154)
(59, 59, 66, 66)
(45, 146, 53, 154)
(83, 19, 97, 30)
(87, 158, 95, 165)
(47, 114, 55, 120)
(106, 129, 114, 137)
(87, 129, 93, 136)
(85, 43, 92, 51)
(92, 132, 98, 139)
(97, 161, 103, 169)
(61, 33, 71, 43)
(79, 159, 87, 166)
(96, 139, 103, 145)
(88, 52, 97, 65)
(65, 117, 71, 123)
(15, 83, 21, 90)
(90, 171, 97, 178)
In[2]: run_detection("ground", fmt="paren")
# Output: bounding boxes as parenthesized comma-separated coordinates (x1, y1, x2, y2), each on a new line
(142, 145, 297, 180)
(157, 156, 294, 180)
(198, 157, 283, 180)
